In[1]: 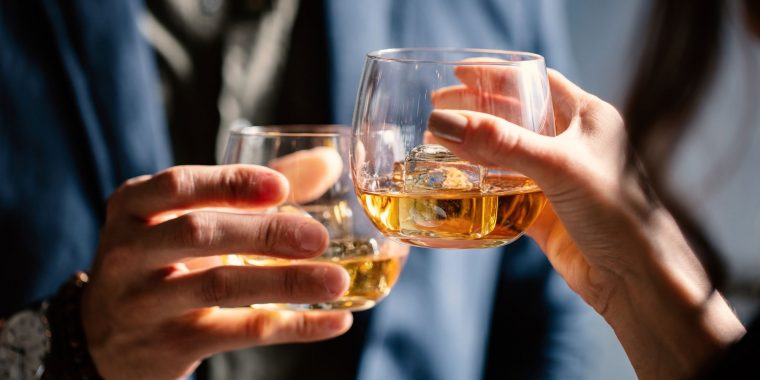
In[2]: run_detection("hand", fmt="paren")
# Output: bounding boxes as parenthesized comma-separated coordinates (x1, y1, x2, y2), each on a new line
(427, 67, 744, 378)
(429, 66, 648, 310)
(82, 165, 352, 380)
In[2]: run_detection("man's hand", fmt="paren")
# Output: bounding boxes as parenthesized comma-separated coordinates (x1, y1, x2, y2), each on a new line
(82, 165, 352, 380)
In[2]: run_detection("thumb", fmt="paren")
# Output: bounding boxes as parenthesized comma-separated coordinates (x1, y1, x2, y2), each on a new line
(427, 109, 559, 186)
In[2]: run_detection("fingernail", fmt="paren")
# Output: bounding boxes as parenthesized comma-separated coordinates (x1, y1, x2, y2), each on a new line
(294, 222, 327, 253)
(320, 266, 349, 296)
(428, 110, 468, 143)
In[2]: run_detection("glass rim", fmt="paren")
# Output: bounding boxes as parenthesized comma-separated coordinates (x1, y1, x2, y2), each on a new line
(365, 47, 544, 65)
(229, 123, 350, 138)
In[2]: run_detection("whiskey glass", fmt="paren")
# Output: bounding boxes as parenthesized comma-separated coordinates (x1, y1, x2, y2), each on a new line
(351, 48, 554, 249)
(222, 123, 407, 311)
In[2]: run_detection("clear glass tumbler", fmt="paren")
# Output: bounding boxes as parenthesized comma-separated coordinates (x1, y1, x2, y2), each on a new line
(351, 48, 554, 249)
(223, 123, 407, 311)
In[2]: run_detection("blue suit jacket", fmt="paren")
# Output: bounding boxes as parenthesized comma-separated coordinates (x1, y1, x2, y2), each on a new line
(0, 0, 171, 317)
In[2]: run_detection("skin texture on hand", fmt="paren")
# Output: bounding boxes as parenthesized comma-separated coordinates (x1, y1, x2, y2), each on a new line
(82, 165, 353, 380)
(427, 67, 745, 379)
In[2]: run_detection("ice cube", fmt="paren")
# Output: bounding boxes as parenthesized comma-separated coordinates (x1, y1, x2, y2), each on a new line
(403, 144, 481, 192)
(300, 201, 354, 239)
(323, 237, 379, 259)
(392, 160, 405, 189)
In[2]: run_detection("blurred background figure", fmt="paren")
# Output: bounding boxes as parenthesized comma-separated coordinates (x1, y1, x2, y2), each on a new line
(565, 1, 760, 377)
(568, 0, 760, 321)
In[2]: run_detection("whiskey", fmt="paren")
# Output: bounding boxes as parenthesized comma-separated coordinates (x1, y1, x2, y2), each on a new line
(357, 145, 547, 248)
(357, 180, 546, 248)
(230, 238, 406, 311)
(358, 189, 545, 248)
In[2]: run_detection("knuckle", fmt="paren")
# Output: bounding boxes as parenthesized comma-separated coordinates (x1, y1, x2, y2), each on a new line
(601, 102, 624, 123)
(106, 174, 152, 219)
(241, 313, 317, 342)
(290, 314, 312, 338)
(179, 212, 216, 248)
(279, 267, 302, 298)
(496, 130, 520, 158)
(155, 167, 192, 198)
(244, 314, 273, 340)
(547, 68, 562, 79)
(580, 95, 623, 129)
(481, 119, 516, 156)
(199, 268, 235, 305)
(254, 217, 283, 252)
(218, 167, 254, 203)
(479, 116, 502, 137)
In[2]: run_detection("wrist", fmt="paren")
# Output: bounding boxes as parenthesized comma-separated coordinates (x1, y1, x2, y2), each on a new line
(606, 278, 744, 379)
(600, 209, 745, 378)
(43, 272, 102, 380)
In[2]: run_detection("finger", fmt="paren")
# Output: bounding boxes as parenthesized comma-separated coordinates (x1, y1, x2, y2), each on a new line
(454, 63, 521, 97)
(427, 109, 562, 187)
(109, 165, 289, 220)
(548, 69, 624, 140)
(139, 263, 350, 316)
(268, 147, 344, 204)
(135, 212, 330, 268)
(547, 69, 590, 134)
(431, 85, 523, 125)
(187, 309, 352, 356)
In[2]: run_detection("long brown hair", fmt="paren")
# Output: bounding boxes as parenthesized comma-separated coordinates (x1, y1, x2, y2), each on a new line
(624, 0, 760, 287)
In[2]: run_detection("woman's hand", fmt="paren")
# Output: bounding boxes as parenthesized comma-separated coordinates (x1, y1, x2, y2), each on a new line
(427, 68, 745, 378)
(82, 165, 352, 380)
(429, 68, 650, 311)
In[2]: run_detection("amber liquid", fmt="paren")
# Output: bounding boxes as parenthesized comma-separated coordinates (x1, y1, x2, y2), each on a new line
(357, 181, 546, 248)
(234, 239, 406, 311)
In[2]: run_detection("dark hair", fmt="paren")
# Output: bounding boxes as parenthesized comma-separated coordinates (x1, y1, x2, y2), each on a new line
(624, 0, 760, 288)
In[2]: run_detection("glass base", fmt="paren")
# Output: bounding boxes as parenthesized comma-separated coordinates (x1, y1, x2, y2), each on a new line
(391, 235, 520, 249)
(251, 297, 378, 312)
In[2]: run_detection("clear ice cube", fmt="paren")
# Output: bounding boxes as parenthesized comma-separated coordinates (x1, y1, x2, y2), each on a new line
(391, 161, 405, 190)
(403, 144, 481, 192)
(323, 237, 379, 259)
